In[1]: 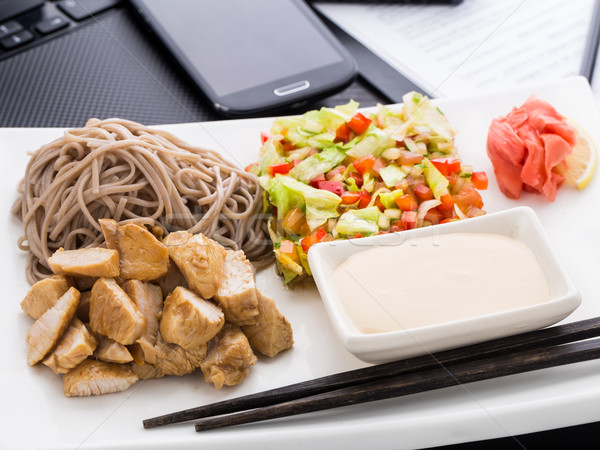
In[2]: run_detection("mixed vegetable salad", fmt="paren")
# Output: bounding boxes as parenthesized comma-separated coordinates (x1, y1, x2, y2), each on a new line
(247, 92, 488, 284)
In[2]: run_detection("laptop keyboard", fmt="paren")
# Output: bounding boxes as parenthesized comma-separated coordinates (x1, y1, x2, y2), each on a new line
(0, 0, 122, 60)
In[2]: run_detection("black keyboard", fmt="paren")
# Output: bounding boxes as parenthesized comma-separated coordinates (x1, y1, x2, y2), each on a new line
(0, 0, 121, 60)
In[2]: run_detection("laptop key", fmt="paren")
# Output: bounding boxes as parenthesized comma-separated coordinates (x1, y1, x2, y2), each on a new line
(36, 16, 69, 35)
(0, 20, 23, 40)
(0, 0, 44, 23)
(0, 29, 34, 50)
(57, 0, 122, 21)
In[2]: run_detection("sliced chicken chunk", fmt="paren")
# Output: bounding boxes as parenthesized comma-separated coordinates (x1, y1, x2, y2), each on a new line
(21, 275, 71, 320)
(200, 324, 257, 389)
(130, 362, 164, 380)
(26, 287, 80, 366)
(48, 248, 119, 278)
(163, 231, 226, 299)
(242, 290, 294, 357)
(160, 287, 224, 349)
(63, 359, 138, 397)
(42, 318, 97, 374)
(214, 250, 258, 326)
(123, 280, 163, 342)
(153, 333, 207, 376)
(94, 335, 133, 364)
(115, 223, 170, 281)
(99, 218, 118, 250)
(89, 278, 146, 345)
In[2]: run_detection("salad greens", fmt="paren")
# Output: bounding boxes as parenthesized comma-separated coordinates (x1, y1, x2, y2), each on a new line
(249, 92, 488, 284)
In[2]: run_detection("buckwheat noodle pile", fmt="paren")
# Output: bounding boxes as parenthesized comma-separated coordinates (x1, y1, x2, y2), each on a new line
(12, 118, 271, 284)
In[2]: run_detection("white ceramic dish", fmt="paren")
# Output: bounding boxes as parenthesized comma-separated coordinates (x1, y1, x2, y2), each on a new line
(2, 77, 600, 450)
(309, 207, 581, 363)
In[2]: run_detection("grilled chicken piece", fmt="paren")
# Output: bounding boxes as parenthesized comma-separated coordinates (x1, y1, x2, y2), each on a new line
(89, 278, 146, 345)
(94, 335, 133, 364)
(214, 250, 258, 326)
(153, 333, 207, 376)
(123, 279, 163, 364)
(63, 359, 138, 397)
(42, 318, 97, 374)
(115, 223, 170, 281)
(156, 260, 188, 298)
(163, 231, 226, 299)
(26, 287, 80, 366)
(200, 324, 257, 389)
(123, 280, 162, 341)
(20, 276, 71, 320)
(160, 287, 224, 349)
(242, 290, 294, 357)
(99, 218, 118, 250)
(48, 248, 119, 278)
(130, 362, 164, 380)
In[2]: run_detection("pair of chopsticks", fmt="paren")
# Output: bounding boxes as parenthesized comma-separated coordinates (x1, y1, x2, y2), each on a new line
(143, 316, 600, 432)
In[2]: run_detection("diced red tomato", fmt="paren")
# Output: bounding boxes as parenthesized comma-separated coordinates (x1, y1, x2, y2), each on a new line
(372, 157, 387, 175)
(292, 159, 302, 167)
(260, 131, 272, 144)
(268, 162, 291, 176)
(340, 191, 361, 205)
(300, 228, 327, 253)
(352, 154, 376, 175)
(244, 163, 257, 172)
(413, 183, 433, 200)
(471, 171, 489, 190)
(334, 123, 353, 143)
(358, 189, 371, 209)
(437, 193, 455, 212)
(395, 194, 418, 211)
(347, 112, 372, 135)
(349, 171, 364, 188)
(309, 173, 326, 188)
(431, 157, 461, 177)
(401, 211, 417, 230)
(317, 180, 345, 196)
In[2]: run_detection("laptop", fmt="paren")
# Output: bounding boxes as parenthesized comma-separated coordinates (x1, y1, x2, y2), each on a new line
(0, 0, 392, 127)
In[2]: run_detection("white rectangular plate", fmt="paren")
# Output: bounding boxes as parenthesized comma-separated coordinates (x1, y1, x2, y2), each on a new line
(1, 76, 600, 449)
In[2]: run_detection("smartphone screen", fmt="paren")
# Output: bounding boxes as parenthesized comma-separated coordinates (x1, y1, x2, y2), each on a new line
(131, 0, 357, 116)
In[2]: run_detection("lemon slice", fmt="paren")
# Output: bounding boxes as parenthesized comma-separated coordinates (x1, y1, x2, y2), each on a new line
(556, 120, 597, 190)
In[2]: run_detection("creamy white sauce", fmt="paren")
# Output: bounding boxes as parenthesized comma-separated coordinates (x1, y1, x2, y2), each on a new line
(332, 232, 549, 334)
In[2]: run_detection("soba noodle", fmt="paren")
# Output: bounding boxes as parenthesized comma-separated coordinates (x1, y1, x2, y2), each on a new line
(12, 118, 272, 284)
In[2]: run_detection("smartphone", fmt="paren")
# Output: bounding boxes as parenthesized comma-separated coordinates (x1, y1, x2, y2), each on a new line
(129, 0, 358, 117)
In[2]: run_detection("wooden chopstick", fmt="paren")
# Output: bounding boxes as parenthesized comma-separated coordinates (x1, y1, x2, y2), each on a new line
(143, 316, 600, 429)
(193, 336, 600, 432)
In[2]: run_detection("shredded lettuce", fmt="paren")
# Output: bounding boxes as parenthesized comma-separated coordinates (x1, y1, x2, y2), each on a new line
(336, 206, 381, 236)
(345, 126, 395, 158)
(379, 164, 407, 188)
(259, 174, 341, 230)
(289, 146, 347, 184)
(422, 158, 450, 200)
(257, 138, 285, 176)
